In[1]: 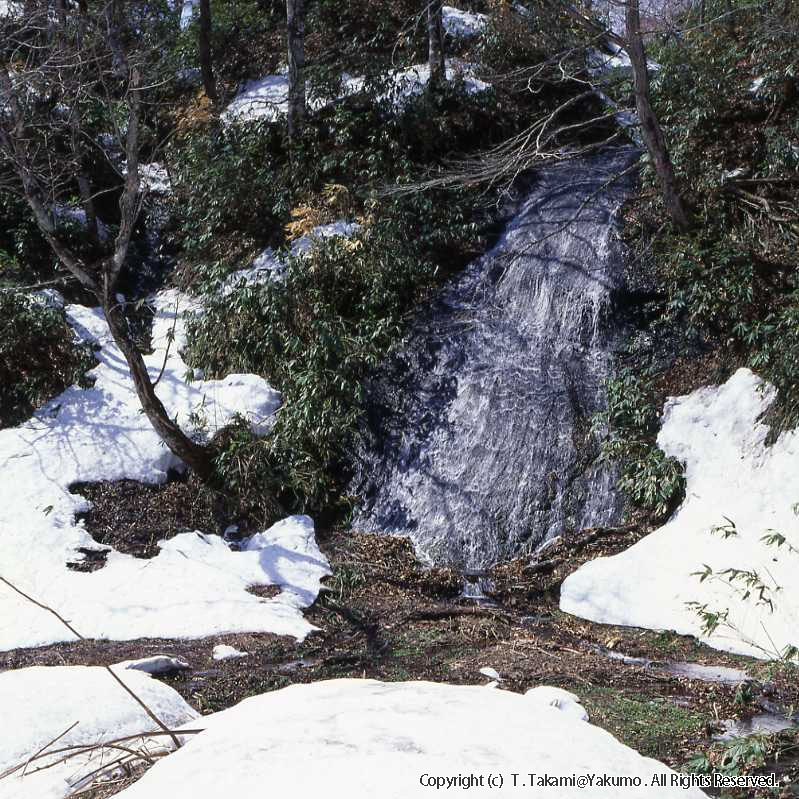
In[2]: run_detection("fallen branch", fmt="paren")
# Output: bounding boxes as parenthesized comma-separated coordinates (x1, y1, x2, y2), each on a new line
(0, 575, 182, 749)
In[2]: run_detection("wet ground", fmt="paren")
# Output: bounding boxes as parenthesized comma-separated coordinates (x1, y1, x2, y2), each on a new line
(4, 509, 798, 796)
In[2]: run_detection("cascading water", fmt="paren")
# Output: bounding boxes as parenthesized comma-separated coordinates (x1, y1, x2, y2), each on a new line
(351, 147, 639, 569)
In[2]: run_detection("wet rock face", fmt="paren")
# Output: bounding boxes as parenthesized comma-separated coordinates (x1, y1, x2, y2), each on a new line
(352, 147, 639, 569)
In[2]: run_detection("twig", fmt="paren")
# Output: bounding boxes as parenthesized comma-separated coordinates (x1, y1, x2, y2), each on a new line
(0, 575, 182, 749)
(21, 721, 80, 778)
(151, 294, 180, 389)
(0, 276, 77, 293)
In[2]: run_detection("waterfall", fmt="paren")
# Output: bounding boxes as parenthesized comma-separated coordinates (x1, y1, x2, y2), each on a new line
(351, 147, 639, 569)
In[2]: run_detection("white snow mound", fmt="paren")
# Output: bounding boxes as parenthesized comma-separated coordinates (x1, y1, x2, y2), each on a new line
(525, 685, 589, 722)
(212, 644, 248, 661)
(0, 665, 198, 799)
(117, 655, 190, 674)
(442, 6, 488, 38)
(0, 291, 330, 650)
(222, 60, 489, 124)
(113, 679, 705, 798)
(222, 220, 361, 294)
(562, 368, 799, 659)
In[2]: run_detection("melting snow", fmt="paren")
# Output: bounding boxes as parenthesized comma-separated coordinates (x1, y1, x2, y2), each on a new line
(212, 644, 248, 661)
(221, 220, 362, 293)
(222, 61, 489, 124)
(111, 679, 705, 798)
(442, 6, 488, 38)
(525, 686, 589, 722)
(562, 368, 799, 659)
(0, 665, 198, 799)
(0, 290, 330, 650)
(117, 655, 191, 674)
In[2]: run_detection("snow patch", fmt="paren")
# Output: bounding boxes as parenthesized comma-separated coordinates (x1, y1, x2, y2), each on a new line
(118, 655, 191, 674)
(386, 60, 490, 108)
(525, 685, 589, 722)
(140, 163, 171, 194)
(0, 665, 198, 799)
(222, 220, 361, 293)
(212, 644, 248, 661)
(562, 368, 799, 659)
(222, 61, 489, 124)
(112, 679, 705, 798)
(0, 290, 330, 650)
(442, 6, 488, 39)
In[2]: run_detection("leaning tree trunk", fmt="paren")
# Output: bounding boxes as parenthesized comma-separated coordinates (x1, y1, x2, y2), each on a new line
(427, 0, 446, 88)
(198, 0, 217, 102)
(625, 0, 692, 232)
(101, 285, 215, 481)
(0, 59, 216, 483)
(286, 0, 306, 139)
(724, 0, 735, 35)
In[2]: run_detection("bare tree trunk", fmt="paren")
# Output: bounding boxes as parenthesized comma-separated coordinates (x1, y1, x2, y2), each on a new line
(100, 286, 215, 481)
(625, 0, 691, 231)
(286, 0, 306, 138)
(198, 0, 217, 103)
(0, 63, 215, 481)
(699, 0, 706, 25)
(104, 1, 129, 78)
(724, 0, 735, 35)
(427, 0, 446, 88)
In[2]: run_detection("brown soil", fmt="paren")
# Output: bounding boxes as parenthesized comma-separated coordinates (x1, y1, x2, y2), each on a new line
(4, 486, 798, 797)
(67, 474, 248, 563)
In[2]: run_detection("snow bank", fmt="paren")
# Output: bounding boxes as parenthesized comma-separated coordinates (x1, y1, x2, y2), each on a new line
(442, 6, 488, 39)
(222, 61, 489, 124)
(222, 220, 361, 293)
(113, 679, 705, 798)
(0, 290, 331, 650)
(0, 665, 198, 799)
(221, 73, 293, 124)
(562, 368, 799, 659)
(388, 60, 490, 107)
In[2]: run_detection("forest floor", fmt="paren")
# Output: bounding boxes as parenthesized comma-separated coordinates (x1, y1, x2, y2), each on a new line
(4, 487, 798, 796)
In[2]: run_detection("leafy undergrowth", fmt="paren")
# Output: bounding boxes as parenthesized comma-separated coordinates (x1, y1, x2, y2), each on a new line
(0, 292, 96, 429)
